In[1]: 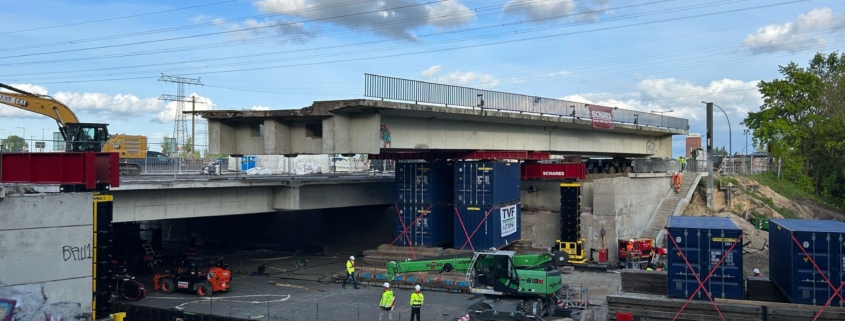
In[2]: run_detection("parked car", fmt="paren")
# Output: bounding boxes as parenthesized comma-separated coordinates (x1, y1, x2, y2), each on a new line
(124, 151, 182, 172)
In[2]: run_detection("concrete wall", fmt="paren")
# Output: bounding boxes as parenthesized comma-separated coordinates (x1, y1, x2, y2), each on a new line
(383, 116, 672, 157)
(159, 205, 394, 252)
(582, 176, 670, 264)
(111, 182, 395, 222)
(0, 193, 93, 321)
(520, 211, 560, 248)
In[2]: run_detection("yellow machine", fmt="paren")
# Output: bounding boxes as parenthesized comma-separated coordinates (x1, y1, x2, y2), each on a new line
(556, 239, 587, 264)
(0, 83, 147, 175)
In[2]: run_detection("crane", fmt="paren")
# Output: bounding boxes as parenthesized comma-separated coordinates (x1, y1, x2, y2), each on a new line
(0, 83, 147, 176)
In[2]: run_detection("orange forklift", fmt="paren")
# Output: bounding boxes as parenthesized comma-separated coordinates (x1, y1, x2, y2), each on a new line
(153, 256, 231, 296)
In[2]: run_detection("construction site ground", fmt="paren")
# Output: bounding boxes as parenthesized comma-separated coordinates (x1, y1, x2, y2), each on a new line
(125, 253, 617, 321)
(682, 174, 845, 278)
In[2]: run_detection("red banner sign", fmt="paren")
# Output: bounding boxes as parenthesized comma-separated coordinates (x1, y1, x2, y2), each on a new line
(589, 105, 614, 129)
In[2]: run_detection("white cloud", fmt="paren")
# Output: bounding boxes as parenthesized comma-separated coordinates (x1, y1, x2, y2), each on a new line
(503, 0, 613, 23)
(562, 77, 761, 123)
(154, 93, 216, 124)
(742, 7, 845, 54)
(420, 65, 442, 78)
(217, 18, 314, 43)
(250, 105, 271, 110)
(190, 14, 208, 23)
(544, 70, 570, 77)
(0, 83, 214, 124)
(419, 66, 501, 88)
(253, 0, 474, 40)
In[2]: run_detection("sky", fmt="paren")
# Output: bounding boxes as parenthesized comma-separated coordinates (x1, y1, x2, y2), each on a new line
(1, 0, 844, 157)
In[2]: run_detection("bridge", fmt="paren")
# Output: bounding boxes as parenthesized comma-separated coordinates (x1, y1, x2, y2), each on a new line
(108, 174, 394, 223)
(198, 75, 688, 158)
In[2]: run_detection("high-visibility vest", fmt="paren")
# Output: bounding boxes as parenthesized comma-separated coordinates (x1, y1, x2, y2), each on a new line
(646, 267, 654, 271)
(380, 290, 395, 308)
(346, 260, 355, 274)
(679, 157, 686, 164)
(410, 292, 424, 308)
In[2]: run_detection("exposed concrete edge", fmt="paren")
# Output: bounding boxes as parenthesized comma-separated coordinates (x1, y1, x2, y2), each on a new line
(655, 172, 707, 247)
(113, 176, 394, 191)
(627, 172, 673, 178)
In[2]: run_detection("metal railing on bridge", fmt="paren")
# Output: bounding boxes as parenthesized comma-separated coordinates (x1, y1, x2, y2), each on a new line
(364, 74, 689, 131)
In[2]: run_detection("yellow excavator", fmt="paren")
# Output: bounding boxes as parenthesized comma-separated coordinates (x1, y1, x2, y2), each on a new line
(0, 83, 147, 176)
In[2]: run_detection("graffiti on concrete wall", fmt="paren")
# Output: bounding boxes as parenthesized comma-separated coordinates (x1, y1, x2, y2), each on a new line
(0, 283, 90, 321)
(1, 299, 16, 321)
(380, 124, 391, 148)
(61, 244, 92, 262)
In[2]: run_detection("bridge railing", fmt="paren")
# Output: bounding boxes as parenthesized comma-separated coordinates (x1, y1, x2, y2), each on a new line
(364, 73, 689, 131)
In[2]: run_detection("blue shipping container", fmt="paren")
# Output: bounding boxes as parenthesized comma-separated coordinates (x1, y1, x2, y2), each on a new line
(396, 162, 453, 204)
(454, 161, 520, 206)
(241, 156, 256, 171)
(666, 216, 744, 300)
(453, 202, 521, 251)
(769, 219, 845, 306)
(394, 203, 453, 247)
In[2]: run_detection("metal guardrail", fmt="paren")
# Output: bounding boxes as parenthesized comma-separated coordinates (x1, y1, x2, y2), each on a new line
(364, 74, 689, 131)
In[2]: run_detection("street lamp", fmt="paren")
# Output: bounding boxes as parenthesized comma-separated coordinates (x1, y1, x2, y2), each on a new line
(700, 101, 732, 176)
(651, 110, 674, 128)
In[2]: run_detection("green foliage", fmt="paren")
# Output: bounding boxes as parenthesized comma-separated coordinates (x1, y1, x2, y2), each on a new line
(742, 51, 845, 205)
(0, 135, 26, 152)
(161, 136, 172, 155)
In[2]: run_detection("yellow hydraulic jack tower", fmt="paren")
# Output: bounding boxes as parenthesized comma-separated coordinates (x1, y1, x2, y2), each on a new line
(557, 183, 587, 264)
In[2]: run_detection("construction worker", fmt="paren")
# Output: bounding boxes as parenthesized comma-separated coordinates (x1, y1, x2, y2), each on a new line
(379, 282, 396, 321)
(679, 156, 686, 172)
(342, 256, 360, 289)
(646, 264, 654, 271)
(626, 239, 635, 268)
(410, 284, 424, 321)
(753, 268, 761, 277)
(673, 172, 682, 193)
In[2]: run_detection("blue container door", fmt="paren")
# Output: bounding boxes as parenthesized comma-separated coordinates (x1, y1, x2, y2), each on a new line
(454, 161, 520, 206)
(394, 204, 452, 247)
(454, 203, 520, 250)
(792, 233, 842, 306)
(667, 227, 744, 300)
(395, 162, 453, 204)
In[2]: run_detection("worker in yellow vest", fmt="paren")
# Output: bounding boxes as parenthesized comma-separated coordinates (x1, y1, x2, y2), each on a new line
(379, 282, 396, 321)
(410, 284, 424, 321)
(679, 156, 686, 172)
(342, 256, 360, 289)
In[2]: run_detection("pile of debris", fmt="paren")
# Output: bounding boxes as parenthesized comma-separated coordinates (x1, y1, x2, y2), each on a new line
(362, 244, 471, 267)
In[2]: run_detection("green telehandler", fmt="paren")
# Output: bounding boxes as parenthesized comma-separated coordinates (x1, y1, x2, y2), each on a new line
(386, 249, 574, 319)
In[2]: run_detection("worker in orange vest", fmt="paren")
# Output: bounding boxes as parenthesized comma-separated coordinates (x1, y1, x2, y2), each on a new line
(673, 172, 682, 193)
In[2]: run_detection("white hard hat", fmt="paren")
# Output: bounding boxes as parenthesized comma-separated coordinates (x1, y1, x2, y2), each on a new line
(415, 285, 421, 291)
(383, 282, 390, 288)
(753, 268, 760, 274)
(350, 256, 355, 260)
(629, 239, 634, 242)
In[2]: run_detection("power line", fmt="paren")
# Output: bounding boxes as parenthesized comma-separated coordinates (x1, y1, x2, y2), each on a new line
(21, 0, 805, 85)
(0, 0, 240, 35)
(1, 0, 757, 80)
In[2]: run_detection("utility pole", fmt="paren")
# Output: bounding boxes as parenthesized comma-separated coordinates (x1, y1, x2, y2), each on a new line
(191, 96, 196, 155)
(158, 73, 202, 157)
(743, 129, 749, 175)
(705, 102, 714, 210)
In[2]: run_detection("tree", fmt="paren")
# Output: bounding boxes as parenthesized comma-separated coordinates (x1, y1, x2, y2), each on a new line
(1, 135, 26, 152)
(742, 52, 845, 199)
(180, 137, 200, 158)
(161, 136, 173, 156)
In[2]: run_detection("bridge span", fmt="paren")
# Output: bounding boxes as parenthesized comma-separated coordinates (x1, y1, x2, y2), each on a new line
(109, 173, 394, 223)
(198, 75, 688, 158)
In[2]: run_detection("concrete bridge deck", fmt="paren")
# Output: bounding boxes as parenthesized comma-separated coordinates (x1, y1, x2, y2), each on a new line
(109, 173, 394, 222)
(199, 99, 687, 158)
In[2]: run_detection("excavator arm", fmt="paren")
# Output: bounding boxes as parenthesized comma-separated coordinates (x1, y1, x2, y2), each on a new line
(0, 83, 80, 136)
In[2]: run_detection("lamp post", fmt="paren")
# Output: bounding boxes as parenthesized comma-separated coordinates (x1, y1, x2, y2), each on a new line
(651, 110, 674, 128)
(701, 101, 732, 176)
(743, 129, 750, 175)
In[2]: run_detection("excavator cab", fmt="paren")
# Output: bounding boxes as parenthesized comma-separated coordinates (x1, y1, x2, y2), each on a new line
(64, 123, 110, 152)
(469, 251, 521, 295)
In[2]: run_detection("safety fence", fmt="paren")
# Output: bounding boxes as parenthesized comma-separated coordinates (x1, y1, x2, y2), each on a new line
(364, 74, 689, 131)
